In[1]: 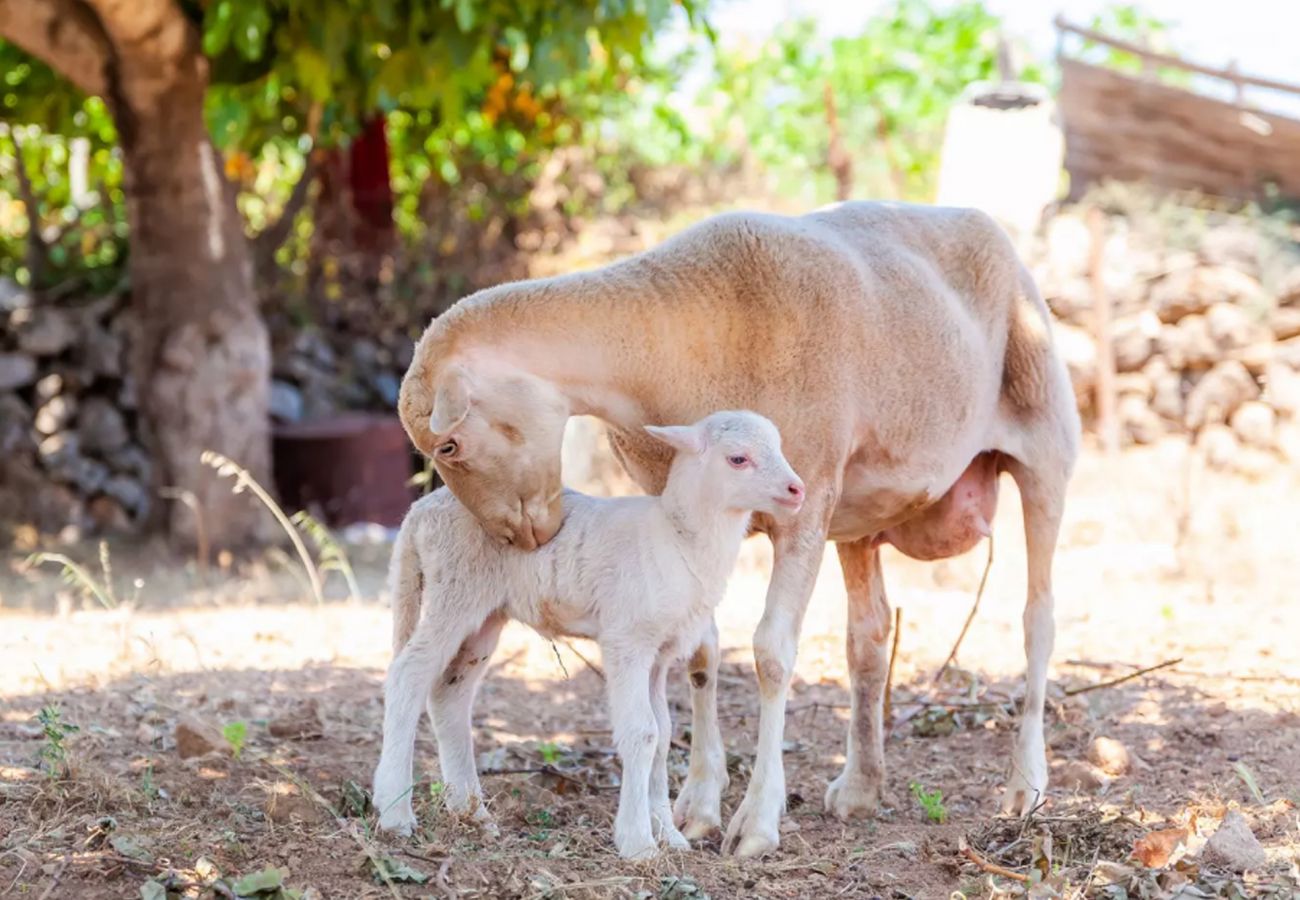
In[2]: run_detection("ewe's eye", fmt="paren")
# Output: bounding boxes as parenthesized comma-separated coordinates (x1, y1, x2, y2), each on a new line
(437, 439, 459, 458)
(727, 454, 749, 469)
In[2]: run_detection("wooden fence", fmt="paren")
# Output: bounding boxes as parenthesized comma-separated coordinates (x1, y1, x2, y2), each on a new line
(1055, 18, 1300, 201)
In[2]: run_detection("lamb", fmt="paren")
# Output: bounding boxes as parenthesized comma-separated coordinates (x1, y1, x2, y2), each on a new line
(372, 410, 805, 859)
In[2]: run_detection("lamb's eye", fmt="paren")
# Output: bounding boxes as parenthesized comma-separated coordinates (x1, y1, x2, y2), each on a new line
(727, 454, 749, 468)
(437, 439, 459, 458)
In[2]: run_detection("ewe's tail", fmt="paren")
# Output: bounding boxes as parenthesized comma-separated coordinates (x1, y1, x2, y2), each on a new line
(389, 515, 423, 655)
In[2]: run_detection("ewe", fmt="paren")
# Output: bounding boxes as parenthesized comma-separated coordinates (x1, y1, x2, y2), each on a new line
(373, 410, 804, 858)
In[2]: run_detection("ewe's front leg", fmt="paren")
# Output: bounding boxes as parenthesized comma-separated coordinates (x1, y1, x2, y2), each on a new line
(1000, 456, 1068, 815)
(606, 649, 660, 859)
(825, 538, 890, 820)
(672, 619, 728, 841)
(723, 529, 826, 858)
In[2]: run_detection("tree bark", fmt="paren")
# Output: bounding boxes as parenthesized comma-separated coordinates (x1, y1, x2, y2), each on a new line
(115, 63, 275, 548)
(2, 0, 275, 549)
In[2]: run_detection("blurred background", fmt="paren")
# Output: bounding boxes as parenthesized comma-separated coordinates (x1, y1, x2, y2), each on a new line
(2, 2, 1299, 896)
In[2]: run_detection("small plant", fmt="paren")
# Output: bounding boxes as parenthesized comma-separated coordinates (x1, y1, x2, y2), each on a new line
(201, 451, 324, 604)
(909, 780, 948, 824)
(537, 741, 564, 766)
(222, 721, 248, 759)
(525, 806, 557, 841)
(25, 551, 116, 609)
(35, 704, 79, 774)
(291, 510, 361, 602)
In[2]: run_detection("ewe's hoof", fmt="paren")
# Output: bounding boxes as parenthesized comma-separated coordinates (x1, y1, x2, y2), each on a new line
(824, 772, 883, 821)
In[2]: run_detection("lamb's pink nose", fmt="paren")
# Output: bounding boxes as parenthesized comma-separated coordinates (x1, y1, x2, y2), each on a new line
(786, 480, 805, 502)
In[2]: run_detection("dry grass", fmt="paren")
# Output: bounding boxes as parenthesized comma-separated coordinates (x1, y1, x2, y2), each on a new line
(3, 436, 1300, 898)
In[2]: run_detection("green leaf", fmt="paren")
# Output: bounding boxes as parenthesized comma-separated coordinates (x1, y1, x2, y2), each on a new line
(202, 1, 236, 57)
(230, 866, 285, 895)
(292, 47, 331, 102)
(222, 721, 248, 759)
(139, 880, 167, 900)
(454, 0, 476, 32)
(368, 855, 428, 885)
(110, 834, 152, 862)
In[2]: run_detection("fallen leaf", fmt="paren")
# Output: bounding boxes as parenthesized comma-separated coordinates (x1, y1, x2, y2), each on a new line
(230, 866, 285, 894)
(367, 855, 427, 885)
(110, 834, 152, 862)
(1132, 827, 1190, 869)
(139, 881, 168, 900)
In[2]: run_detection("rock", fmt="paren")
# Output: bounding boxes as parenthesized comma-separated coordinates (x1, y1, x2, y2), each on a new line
(80, 326, 124, 378)
(1088, 736, 1131, 777)
(1112, 312, 1160, 372)
(88, 495, 132, 531)
(0, 276, 31, 311)
(1198, 225, 1264, 275)
(1278, 268, 1300, 307)
(1198, 424, 1239, 471)
(38, 432, 81, 469)
(16, 308, 77, 356)
(78, 397, 130, 453)
(62, 456, 110, 494)
(1202, 810, 1267, 872)
(1119, 394, 1163, 445)
(1044, 277, 1093, 324)
(0, 394, 34, 450)
(267, 700, 323, 741)
(1045, 214, 1092, 280)
(0, 353, 38, 391)
(103, 475, 148, 515)
(1115, 372, 1153, 400)
(1207, 303, 1265, 351)
(1146, 359, 1185, 422)
(372, 371, 400, 408)
(1054, 323, 1097, 408)
(174, 715, 226, 759)
(117, 375, 138, 411)
(1152, 266, 1267, 324)
(269, 380, 304, 423)
(1185, 361, 1259, 429)
(1265, 362, 1300, 420)
(1233, 447, 1276, 480)
(1272, 306, 1300, 341)
(1176, 315, 1220, 370)
(263, 787, 327, 824)
(1277, 423, 1300, 463)
(1055, 759, 1109, 792)
(34, 395, 77, 435)
(106, 444, 152, 480)
(34, 373, 64, 403)
(1276, 336, 1300, 370)
(391, 339, 415, 371)
(1230, 401, 1276, 448)
(1232, 343, 1272, 378)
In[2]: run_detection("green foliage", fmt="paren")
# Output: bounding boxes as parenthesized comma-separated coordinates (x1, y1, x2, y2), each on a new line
(909, 780, 948, 824)
(709, 0, 1044, 203)
(1083, 4, 1187, 85)
(222, 720, 249, 759)
(35, 704, 79, 774)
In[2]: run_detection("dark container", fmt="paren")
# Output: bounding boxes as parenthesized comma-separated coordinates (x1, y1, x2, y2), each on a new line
(272, 413, 415, 528)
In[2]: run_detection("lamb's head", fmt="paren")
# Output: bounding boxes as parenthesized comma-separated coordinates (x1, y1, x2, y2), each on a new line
(646, 411, 805, 518)
(421, 362, 569, 550)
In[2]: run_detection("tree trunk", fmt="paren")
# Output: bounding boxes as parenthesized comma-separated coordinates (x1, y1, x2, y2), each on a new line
(115, 64, 274, 549)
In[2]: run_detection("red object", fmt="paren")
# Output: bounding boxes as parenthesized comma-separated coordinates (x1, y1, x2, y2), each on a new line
(348, 114, 394, 241)
(272, 413, 415, 528)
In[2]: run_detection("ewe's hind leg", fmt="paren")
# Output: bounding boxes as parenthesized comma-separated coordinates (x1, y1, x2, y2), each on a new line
(825, 539, 890, 820)
(374, 614, 481, 835)
(429, 611, 506, 827)
(605, 648, 660, 859)
(672, 620, 728, 840)
(1000, 452, 1071, 815)
(649, 658, 690, 850)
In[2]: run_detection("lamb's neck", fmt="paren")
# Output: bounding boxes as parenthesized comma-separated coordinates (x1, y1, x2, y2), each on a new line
(441, 256, 723, 426)
(657, 490, 751, 590)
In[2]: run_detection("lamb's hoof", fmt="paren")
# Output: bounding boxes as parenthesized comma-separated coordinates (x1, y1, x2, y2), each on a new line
(616, 834, 659, 860)
(824, 772, 882, 821)
(377, 810, 416, 837)
(722, 800, 780, 858)
(999, 771, 1047, 816)
(681, 818, 719, 842)
(661, 826, 692, 851)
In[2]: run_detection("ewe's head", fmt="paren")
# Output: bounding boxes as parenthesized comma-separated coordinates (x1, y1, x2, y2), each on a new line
(422, 363, 569, 550)
(645, 411, 804, 518)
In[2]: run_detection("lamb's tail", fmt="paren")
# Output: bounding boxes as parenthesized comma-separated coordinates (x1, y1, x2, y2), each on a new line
(388, 514, 423, 655)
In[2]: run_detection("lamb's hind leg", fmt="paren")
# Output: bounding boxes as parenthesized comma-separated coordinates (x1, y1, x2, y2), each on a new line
(825, 538, 890, 819)
(650, 658, 690, 850)
(374, 611, 483, 835)
(429, 611, 506, 828)
(672, 619, 728, 841)
(1000, 450, 1072, 815)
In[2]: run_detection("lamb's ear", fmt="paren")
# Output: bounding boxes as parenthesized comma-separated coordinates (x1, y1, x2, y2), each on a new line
(430, 365, 472, 436)
(644, 423, 707, 456)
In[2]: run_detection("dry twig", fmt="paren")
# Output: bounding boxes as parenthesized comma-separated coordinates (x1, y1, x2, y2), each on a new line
(960, 840, 1028, 883)
(932, 533, 995, 684)
(884, 606, 902, 723)
(1064, 657, 1182, 696)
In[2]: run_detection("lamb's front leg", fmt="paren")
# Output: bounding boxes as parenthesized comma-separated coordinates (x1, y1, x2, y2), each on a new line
(672, 619, 728, 840)
(723, 527, 827, 858)
(605, 648, 659, 859)
(649, 658, 690, 850)
(374, 617, 476, 835)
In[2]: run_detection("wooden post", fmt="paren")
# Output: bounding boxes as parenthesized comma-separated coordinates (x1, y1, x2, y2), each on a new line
(1088, 206, 1119, 455)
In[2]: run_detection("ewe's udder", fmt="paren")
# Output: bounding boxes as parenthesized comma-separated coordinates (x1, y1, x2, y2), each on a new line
(878, 452, 999, 561)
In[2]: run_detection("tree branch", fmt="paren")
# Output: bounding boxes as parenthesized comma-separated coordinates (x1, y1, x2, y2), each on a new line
(0, 0, 112, 96)
(9, 129, 49, 288)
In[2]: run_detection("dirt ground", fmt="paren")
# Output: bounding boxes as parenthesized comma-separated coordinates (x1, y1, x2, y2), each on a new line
(2, 435, 1299, 899)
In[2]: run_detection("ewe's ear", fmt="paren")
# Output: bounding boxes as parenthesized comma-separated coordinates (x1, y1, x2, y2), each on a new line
(644, 423, 707, 456)
(430, 364, 472, 436)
